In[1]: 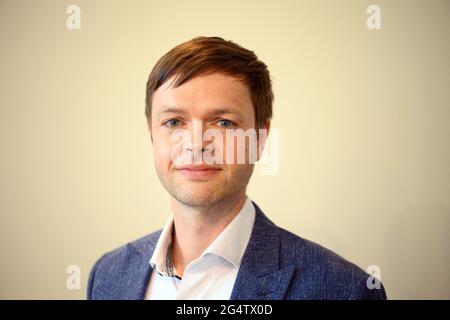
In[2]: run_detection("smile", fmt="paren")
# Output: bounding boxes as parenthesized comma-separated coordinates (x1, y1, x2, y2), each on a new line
(175, 165, 222, 179)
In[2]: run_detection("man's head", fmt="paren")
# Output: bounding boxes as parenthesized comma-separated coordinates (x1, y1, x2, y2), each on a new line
(145, 36, 273, 209)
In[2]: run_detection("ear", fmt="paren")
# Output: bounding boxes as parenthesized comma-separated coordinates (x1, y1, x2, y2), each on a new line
(257, 121, 270, 161)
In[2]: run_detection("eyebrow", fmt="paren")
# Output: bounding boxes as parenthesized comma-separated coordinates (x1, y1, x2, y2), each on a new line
(157, 106, 245, 119)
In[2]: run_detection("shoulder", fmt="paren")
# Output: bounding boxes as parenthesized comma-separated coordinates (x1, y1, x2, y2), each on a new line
(87, 230, 161, 299)
(275, 226, 387, 299)
(91, 230, 161, 273)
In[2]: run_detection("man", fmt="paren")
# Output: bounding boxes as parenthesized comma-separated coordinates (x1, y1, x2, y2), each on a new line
(88, 36, 387, 300)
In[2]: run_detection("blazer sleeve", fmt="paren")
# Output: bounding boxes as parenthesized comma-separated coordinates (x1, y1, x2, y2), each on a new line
(86, 254, 106, 300)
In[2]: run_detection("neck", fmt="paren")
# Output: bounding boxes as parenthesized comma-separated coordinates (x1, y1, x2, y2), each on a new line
(170, 191, 247, 277)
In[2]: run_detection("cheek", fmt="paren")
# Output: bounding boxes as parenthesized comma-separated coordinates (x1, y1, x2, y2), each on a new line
(225, 163, 253, 182)
(220, 135, 252, 164)
(152, 136, 174, 166)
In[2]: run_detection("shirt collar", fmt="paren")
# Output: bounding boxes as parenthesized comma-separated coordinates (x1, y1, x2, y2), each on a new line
(149, 214, 176, 277)
(149, 196, 256, 276)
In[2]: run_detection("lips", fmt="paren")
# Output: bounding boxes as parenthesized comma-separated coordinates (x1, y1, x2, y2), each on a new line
(175, 164, 222, 179)
(176, 164, 222, 171)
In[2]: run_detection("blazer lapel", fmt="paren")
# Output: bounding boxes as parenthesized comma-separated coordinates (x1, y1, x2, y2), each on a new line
(119, 231, 161, 300)
(230, 202, 296, 300)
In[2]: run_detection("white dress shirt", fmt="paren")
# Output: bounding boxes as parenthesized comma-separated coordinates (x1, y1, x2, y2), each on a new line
(145, 196, 256, 300)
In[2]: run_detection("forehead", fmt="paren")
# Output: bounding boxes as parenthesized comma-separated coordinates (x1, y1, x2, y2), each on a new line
(152, 72, 254, 118)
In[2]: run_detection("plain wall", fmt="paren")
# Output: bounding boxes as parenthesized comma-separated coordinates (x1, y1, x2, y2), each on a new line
(0, 0, 449, 299)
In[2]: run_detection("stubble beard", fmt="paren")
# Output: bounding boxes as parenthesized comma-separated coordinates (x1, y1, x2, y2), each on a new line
(156, 164, 255, 218)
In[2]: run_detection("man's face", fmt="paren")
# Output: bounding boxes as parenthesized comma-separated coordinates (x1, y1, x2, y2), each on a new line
(149, 72, 263, 208)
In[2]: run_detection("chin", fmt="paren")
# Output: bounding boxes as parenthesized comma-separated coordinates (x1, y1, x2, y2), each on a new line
(178, 197, 215, 208)
(174, 188, 223, 208)
(181, 192, 214, 205)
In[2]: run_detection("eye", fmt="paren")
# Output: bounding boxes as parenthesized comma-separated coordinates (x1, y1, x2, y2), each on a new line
(217, 119, 234, 128)
(164, 119, 182, 128)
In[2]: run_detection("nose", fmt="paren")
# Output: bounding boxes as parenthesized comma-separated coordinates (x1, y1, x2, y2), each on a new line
(183, 120, 211, 160)
(183, 141, 209, 155)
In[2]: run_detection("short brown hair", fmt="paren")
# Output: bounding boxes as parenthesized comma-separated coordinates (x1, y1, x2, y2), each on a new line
(145, 36, 273, 128)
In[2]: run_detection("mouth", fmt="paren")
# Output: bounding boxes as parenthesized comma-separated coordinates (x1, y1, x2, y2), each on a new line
(175, 164, 222, 179)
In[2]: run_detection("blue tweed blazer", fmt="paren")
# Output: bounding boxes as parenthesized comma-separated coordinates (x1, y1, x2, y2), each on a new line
(88, 201, 387, 300)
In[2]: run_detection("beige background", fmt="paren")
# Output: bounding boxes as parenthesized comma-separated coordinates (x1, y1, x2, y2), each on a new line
(1, 0, 449, 299)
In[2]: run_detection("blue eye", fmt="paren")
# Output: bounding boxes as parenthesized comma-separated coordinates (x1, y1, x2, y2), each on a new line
(165, 119, 181, 127)
(218, 119, 234, 128)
